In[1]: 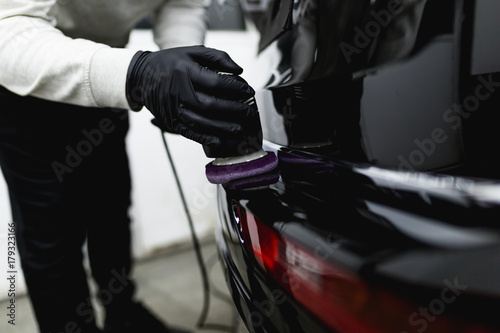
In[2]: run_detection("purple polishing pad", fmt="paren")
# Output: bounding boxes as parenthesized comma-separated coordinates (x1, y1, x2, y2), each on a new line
(225, 169, 280, 190)
(205, 151, 278, 184)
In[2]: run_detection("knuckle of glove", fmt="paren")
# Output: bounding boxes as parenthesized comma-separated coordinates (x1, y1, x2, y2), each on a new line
(196, 94, 218, 112)
(178, 126, 214, 146)
(182, 115, 200, 131)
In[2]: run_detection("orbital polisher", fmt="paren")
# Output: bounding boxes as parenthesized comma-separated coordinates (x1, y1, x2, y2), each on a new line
(204, 76, 278, 184)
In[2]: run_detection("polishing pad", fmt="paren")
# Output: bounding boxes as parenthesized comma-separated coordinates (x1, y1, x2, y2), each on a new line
(225, 169, 280, 190)
(205, 151, 278, 184)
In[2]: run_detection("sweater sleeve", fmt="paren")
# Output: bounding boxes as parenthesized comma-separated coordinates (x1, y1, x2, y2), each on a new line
(0, 0, 137, 109)
(152, 0, 210, 50)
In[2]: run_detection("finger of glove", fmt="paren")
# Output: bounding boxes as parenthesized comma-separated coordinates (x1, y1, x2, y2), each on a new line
(173, 122, 221, 146)
(182, 91, 257, 121)
(190, 66, 255, 99)
(177, 106, 245, 137)
(150, 118, 176, 134)
(191, 47, 244, 75)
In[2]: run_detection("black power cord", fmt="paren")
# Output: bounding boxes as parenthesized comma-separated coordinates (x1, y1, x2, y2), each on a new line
(155, 122, 239, 333)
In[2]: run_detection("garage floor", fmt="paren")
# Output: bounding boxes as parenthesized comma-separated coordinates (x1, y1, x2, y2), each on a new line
(0, 238, 248, 333)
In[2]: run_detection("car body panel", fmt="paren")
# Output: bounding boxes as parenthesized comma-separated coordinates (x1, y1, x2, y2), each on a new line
(215, 0, 500, 332)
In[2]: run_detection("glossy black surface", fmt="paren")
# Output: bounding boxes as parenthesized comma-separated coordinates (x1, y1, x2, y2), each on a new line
(252, 0, 500, 177)
(215, 0, 500, 332)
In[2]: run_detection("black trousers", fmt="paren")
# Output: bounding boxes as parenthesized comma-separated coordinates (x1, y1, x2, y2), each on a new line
(0, 87, 136, 332)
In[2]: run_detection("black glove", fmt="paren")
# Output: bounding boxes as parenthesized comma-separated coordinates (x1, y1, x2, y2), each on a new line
(126, 45, 256, 147)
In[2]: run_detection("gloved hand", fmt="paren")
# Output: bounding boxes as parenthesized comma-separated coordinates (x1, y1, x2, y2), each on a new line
(126, 45, 256, 147)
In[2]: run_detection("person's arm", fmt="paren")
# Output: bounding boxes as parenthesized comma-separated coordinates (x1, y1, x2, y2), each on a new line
(0, 0, 137, 109)
(152, 0, 210, 49)
(0, 1, 256, 147)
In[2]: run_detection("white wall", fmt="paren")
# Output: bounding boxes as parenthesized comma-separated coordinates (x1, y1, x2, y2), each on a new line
(0, 28, 259, 300)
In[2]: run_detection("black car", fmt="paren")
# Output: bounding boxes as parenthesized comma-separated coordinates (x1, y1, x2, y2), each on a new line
(215, 0, 500, 332)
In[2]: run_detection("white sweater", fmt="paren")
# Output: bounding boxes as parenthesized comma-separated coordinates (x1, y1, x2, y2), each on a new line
(0, 0, 209, 109)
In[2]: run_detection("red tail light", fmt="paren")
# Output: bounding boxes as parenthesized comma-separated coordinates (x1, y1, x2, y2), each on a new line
(233, 202, 499, 333)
